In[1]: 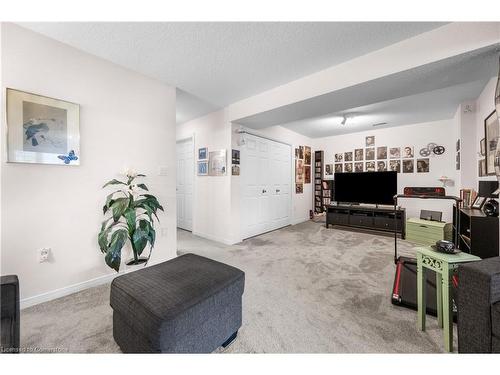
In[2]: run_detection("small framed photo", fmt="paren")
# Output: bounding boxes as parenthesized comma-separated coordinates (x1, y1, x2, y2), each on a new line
(471, 196, 486, 209)
(480, 138, 486, 157)
(366, 136, 375, 147)
(197, 161, 208, 176)
(6, 88, 80, 165)
(198, 147, 208, 160)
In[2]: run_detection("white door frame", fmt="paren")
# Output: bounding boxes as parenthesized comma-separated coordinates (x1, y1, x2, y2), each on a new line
(176, 135, 195, 232)
(239, 132, 292, 240)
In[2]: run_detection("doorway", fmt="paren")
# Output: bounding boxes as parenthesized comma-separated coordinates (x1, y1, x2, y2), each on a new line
(176, 137, 194, 231)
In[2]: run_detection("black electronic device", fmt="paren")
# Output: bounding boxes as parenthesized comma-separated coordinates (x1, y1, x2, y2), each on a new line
(420, 210, 442, 222)
(478, 181, 499, 198)
(334, 171, 397, 205)
(483, 199, 499, 217)
(435, 240, 456, 254)
(403, 187, 445, 197)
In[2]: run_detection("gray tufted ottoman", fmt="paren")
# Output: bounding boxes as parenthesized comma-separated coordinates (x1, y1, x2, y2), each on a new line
(110, 253, 245, 353)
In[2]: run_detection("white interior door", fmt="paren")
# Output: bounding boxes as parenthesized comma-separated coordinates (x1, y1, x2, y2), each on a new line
(241, 134, 291, 239)
(176, 138, 193, 231)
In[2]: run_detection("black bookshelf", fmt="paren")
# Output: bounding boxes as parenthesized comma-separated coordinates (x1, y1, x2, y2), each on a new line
(458, 207, 499, 259)
(314, 151, 334, 214)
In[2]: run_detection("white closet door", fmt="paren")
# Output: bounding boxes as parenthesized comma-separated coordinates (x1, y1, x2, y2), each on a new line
(241, 134, 291, 239)
(176, 138, 193, 231)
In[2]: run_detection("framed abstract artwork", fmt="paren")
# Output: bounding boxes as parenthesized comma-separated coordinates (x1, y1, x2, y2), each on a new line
(197, 161, 208, 176)
(198, 147, 208, 160)
(6, 88, 80, 165)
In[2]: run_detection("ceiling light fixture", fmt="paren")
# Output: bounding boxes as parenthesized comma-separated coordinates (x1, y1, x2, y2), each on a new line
(340, 115, 347, 126)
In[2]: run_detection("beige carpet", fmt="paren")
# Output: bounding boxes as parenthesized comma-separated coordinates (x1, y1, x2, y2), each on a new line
(20, 221, 456, 353)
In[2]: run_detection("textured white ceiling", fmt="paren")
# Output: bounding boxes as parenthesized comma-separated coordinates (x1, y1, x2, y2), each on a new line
(19, 22, 445, 123)
(234, 45, 500, 137)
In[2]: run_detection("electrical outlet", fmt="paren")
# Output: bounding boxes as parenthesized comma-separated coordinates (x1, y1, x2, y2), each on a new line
(161, 227, 168, 237)
(158, 166, 169, 176)
(39, 248, 50, 263)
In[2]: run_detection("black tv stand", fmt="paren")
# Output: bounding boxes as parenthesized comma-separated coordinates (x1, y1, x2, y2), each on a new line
(326, 203, 406, 238)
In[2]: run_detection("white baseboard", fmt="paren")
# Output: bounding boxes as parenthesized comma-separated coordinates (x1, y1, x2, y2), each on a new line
(191, 231, 234, 245)
(20, 272, 117, 310)
(291, 217, 310, 225)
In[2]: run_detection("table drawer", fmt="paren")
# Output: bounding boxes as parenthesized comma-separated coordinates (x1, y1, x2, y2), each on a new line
(350, 215, 373, 227)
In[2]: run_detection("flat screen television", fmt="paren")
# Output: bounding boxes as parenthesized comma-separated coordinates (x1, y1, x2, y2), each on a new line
(334, 171, 397, 205)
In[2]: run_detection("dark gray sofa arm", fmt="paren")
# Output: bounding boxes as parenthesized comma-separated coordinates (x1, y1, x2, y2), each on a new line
(458, 257, 500, 353)
(1, 275, 20, 354)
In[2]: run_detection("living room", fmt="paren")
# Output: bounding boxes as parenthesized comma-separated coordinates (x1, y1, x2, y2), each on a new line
(1, 2, 500, 374)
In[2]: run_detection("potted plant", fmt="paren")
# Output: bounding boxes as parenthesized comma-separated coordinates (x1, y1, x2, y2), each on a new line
(98, 171, 164, 272)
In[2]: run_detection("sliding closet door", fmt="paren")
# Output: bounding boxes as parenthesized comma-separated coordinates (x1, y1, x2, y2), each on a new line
(241, 134, 291, 239)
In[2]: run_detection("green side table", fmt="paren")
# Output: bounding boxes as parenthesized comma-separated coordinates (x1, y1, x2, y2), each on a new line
(416, 246, 481, 352)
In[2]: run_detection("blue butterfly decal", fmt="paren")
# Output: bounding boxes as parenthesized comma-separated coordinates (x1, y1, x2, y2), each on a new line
(58, 150, 79, 164)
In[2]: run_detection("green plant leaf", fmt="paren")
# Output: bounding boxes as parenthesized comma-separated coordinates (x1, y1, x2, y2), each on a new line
(98, 218, 113, 253)
(123, 208, 136, 233)
(147, 225, 156, 249)
(136, 183, 149, 191)
(132, 219, 150, 256)
(103, 179, 127, 188)
(104, 229, 128, 272)
(111, 197, 129, 222)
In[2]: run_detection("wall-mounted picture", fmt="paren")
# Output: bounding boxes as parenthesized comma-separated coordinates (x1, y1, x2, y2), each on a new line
(456, 152, 461, 170)
(334, 153, 343, 162)
(354, 148, 363, 161)
(344, 163, 353, 173)
(197, 161, 208, 176)
(480, 138, 486, 156)
(198, 147, 208, 160)
(335, 163, 343, 173)
(365, 147, 375, 160)
(304, 165, 311, 183)
(402, 146, 414, 158)
(485, 110, 499, 175)
(377, 160, 387, 171)
(366, 135, 375, 147)
(389, 147, 400, 159)
(6, 88, 80, 165)
(417, 158, 430, 173)
(296, 159, 304, 183)
(403, 159, 414, 173)
(344, 151, 353, 162)
(365, 161, 375, 172)
(208, 149, 227, 176)
(456, 139, 460, 152)
(295, 148, 300, 159)
(325, 164, 333, 176)
(354, 162, 363, 172)
(479, 159, 486, 177)
(377, 146, 387, 159)
(232, 149, 240, 164)
(231, 164, 240, 176)
(296, 183, 303, 194)
(389, 160, 401, 173)
(304, 146, 311, 165)
(298, 146, 304, 160)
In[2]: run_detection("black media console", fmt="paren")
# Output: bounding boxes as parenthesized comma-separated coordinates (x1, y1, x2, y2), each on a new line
(326, 204, 406, 238)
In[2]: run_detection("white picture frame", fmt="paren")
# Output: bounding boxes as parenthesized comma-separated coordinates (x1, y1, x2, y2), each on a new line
(6, 88, 80, 165)
(208, 149, 227, 176)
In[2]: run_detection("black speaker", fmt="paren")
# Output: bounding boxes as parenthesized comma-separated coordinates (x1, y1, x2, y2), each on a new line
(478, 181, 499, 198)
(483, 199, 499, 217)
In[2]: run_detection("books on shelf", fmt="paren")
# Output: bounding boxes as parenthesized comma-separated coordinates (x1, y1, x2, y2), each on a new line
(460, 189, 476, 208)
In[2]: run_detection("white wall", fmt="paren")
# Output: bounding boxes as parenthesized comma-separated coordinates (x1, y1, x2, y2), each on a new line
(176, 110, 233, 244)
(0, 23, 177, 305)
(314, 120, 460, 222)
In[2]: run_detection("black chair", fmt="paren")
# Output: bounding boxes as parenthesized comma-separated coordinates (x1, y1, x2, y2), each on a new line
(458, 257, 500, 353)
(1, 275, 20, 354)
